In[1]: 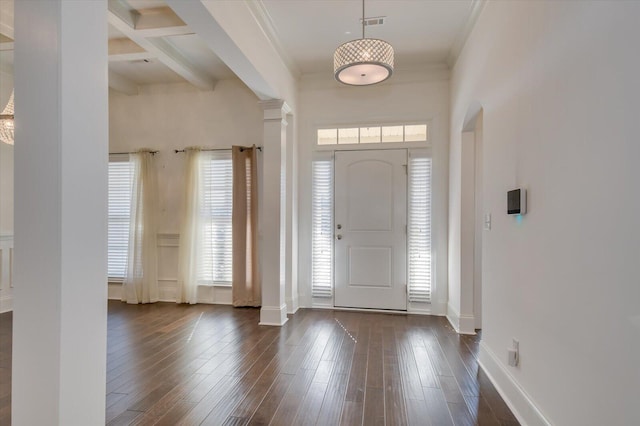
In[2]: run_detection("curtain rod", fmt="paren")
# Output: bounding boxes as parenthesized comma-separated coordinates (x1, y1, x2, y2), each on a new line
(174, 146, 262, 153)
(109, 150, 159, 155)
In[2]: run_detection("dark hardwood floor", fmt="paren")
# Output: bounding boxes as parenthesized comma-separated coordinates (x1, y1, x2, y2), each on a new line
(0, 302, 519, 425)
(0, 310, 10, 426)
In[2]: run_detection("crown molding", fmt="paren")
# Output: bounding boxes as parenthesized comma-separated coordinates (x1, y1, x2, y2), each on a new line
(0, 1, 14, 40)
(245, 0, 301, 79)
(447, 0, 487, 69)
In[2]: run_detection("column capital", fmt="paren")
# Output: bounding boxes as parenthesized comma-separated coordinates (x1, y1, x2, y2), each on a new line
(259, 99, 292, 122)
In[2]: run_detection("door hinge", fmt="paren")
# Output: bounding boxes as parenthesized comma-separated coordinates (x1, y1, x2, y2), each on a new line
(403, 164, 408, 175)
(405, 225, 408, 234)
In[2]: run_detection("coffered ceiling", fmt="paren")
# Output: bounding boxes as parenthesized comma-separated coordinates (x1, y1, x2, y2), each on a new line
(0, 0, 483, 95)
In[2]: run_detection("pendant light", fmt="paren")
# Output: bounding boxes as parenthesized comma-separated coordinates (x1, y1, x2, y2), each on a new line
(334, 0, 394, 86)
(0, 89, 14, 145)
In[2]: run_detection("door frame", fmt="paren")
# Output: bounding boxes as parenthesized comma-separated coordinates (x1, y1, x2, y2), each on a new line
(309, 132, 439, 315)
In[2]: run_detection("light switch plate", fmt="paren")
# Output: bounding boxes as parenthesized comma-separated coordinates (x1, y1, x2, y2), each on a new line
(484, 213, 492, 230)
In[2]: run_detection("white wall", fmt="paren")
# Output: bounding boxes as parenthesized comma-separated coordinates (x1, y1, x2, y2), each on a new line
(297, 67, 450, 314)
(109, 79, 263, 303)
(451, 2, 640, 425)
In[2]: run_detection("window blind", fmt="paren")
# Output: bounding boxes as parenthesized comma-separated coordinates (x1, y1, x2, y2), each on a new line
(199, 151, 233, 285)
(108, 159, 134, 280)
(311, 157, 334, 298)
(408, 152, 432, 303)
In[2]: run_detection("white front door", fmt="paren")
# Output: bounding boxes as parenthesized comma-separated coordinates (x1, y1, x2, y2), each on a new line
(334, 149, 407, 310)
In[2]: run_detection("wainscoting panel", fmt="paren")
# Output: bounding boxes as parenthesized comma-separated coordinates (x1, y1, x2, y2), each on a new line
(108, 233, 232, 305)
(0, 235, 13, 313)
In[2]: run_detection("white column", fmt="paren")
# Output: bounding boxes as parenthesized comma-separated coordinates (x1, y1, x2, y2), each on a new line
(259, 100, 291, 326)
(284, 112, 299, 314)
(13, 1, 108, 425)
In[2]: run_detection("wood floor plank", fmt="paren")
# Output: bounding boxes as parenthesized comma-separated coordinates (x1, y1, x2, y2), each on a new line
(106, 392, 128, 409)
(340, 400, 364, 426)
(476, 368, 521, 424)
(207, 345, 294, 424)
(153, 401, 197, 426)
(406, 397, 433, 426)
(344, 351, 367, 403)
(421, 328, 455, 377)
(366, 325, 384, 389)
(432, 326, 481, 398)
(463, 395, 502, 426)
(381, 325, 409, 425)
(129, 373, 207, 425)
(439, 375, 467, 404)
(315, 330, 357, 425)
(397, 334, 425, 401)
(292, 381, 329, 425)
(448, 401, 477, 426)
(411, 343, 440, 389)
(362, 386, 385, 426)
(344, 321, 370, 404)
(315, 372, 349, 425)
(422, 386, 454, 426)
(176, 374, 243, 425)
(269, 368, 316, 425)
(246, 372, 294, 425)
(106, 409, 143, 426)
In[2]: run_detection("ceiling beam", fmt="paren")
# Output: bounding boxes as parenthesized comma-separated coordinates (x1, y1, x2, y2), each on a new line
(109, 69, 139, 96)
(0, 1, 14, 40)
(108, 38, 154, 62)
(130, 25, 194, 39)
(107, 0, 216, 90)
(0, 38, 155, 63)
(108, 0, 137, 28)
(0, 42, 13, 52)
(165, 0, 277, 100)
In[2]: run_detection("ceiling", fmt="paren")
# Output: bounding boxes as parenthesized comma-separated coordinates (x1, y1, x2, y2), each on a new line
(0, 0, 480, 93)
(261, 0, 476, 73)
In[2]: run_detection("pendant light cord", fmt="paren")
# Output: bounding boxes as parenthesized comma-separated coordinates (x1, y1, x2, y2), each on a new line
(362, 0, 365, 39)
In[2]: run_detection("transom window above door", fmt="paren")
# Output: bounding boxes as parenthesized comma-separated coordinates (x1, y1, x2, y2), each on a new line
(317, 123, 428, 145)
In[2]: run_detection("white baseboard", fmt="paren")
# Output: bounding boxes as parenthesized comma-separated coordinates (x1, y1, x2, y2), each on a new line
(409, 300, 447, 316)
(197, 286, 232, 305)
(286, 296, 299, 315)
(0, 295, 12, 313)
(446, 302, 476, 334)
(109, 281, 232, 305)
(259, 304, 288, 326)
(107, 282, 123, 301)
(478, 341, 551, 426)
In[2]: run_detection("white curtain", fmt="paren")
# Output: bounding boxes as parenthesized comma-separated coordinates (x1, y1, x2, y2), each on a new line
(122, 149, 159, 304)
(177, 147, 203, 304)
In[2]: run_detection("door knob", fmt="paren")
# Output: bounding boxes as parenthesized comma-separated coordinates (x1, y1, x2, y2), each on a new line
(336, 234, 343, 240)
